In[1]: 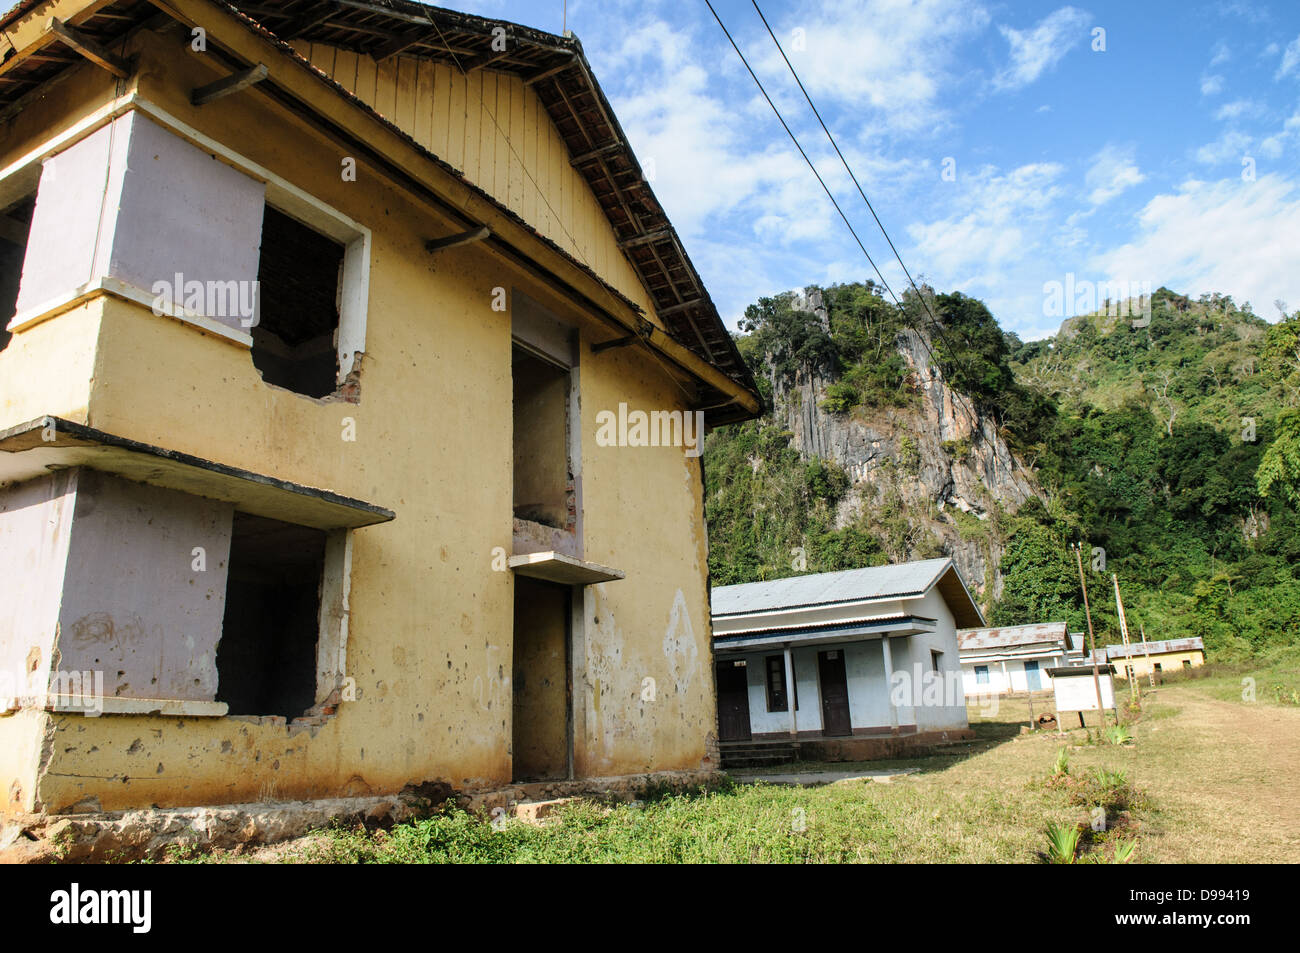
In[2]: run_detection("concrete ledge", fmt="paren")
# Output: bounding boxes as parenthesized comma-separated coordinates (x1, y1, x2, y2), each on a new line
(795, 728, 975, 763)
(0, 769, 722, 863)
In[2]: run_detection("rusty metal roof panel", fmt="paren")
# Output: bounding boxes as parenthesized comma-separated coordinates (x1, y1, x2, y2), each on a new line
(1089, 638, 1206, 661)
(957, 622, 1069, 651)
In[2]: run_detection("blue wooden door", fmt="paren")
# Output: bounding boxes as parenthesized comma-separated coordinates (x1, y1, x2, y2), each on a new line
(1024, 660, 1042, 691)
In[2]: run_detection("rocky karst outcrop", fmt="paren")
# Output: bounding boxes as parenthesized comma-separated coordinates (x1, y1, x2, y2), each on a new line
(770, 291, 1044, 603)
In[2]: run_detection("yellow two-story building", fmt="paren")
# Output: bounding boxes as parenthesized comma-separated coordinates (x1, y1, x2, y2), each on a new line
(0, 0, 760, 854)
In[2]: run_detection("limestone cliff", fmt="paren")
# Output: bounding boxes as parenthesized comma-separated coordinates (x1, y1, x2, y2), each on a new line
(768, 290, 1043, 605)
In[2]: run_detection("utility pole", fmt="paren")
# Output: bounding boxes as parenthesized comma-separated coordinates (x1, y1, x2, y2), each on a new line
(1113, 574, 1139, 708)
(1072, 542, 1107, 729)
(1141, 622, 1155, 688)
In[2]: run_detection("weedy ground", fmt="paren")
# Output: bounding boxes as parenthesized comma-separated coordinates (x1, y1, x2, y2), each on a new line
(169, 653, 1299, 864)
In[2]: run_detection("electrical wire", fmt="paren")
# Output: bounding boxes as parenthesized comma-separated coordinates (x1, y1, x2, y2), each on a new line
(706, 0, 986, 425)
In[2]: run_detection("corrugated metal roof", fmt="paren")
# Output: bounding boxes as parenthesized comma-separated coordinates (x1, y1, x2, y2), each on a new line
(712, 558, 954, 616)
(1089, 637, 1205, 661)
(957, 622, 1068, 651)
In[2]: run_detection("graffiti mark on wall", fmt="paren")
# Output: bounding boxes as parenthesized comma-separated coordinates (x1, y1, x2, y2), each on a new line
(662, 589, 699, 698)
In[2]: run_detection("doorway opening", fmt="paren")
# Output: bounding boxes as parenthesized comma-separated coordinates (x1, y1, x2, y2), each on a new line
(716, 659, 751, 742)
(817, 649, 851, 736)
(511, 575, 571, 782)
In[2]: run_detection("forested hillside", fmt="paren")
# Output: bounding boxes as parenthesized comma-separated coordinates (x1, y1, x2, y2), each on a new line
(704, 283, 1300, 657)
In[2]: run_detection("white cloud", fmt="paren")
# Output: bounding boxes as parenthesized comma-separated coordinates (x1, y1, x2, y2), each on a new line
(1259, 109, 1300, 159)
(993, 6, 1092, 91)
(1091, 174, 1300, 315)
(1214, 98, 1265, 121)
(753, 0, 992, 135)
(1195, 129, 1252, 164)
(1278, 34, 1300, 79)
(1085, 144, 1145, 205)
(1210, 41, 1231, 67)
(906, 162, 1066, 287)
(1214, 2, 1271, 25)
(1201, 74, 1225, 96)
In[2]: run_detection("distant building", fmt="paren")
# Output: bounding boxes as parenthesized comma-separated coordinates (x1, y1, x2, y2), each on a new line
(710, 558, 981, 765)
(1087, 638, 1206, 682)
(957, 622, 1070, 695)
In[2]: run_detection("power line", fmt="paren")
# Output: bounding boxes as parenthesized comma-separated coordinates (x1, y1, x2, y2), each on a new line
(702, 0, 901, 306)
(749, 0, 985, 420)
(706, 0, 985, 424)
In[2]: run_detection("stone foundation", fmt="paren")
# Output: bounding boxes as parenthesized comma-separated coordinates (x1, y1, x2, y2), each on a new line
(0, 769, 723, 863)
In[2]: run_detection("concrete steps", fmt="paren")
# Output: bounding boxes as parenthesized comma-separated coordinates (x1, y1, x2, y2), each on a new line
(718, 740, 800, 770)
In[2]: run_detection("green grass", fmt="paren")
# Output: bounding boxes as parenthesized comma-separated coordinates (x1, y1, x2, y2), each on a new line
(163, 653, 1300, 865)
(199, 718, 1142, 864)
(1148, 646, 1300, 706)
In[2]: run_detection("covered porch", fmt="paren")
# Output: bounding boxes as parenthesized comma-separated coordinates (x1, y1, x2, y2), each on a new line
(713, 615, 971, 766)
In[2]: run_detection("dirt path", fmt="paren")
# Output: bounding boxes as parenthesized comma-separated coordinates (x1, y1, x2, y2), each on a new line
(1132, 684, 1300, 862)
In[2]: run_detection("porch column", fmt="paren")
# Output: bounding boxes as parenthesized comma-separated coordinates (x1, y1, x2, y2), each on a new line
(881, 636, 899, 733)
(783, 645, 798, 740)
(1001, 660, 1010, 693)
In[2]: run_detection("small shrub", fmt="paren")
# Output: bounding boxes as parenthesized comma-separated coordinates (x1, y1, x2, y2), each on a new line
(1046, 822, 1081, 864)
(1104, 724, 1133, 746)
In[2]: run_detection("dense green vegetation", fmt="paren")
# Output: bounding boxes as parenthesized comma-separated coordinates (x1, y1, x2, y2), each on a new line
(706, 283, 1300, 658)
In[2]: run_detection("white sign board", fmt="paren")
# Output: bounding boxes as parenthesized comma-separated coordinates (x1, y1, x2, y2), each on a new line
(1052, 670, 1115, 711)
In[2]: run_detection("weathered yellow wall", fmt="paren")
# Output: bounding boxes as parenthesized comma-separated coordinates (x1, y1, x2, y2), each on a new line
(294, 41, 658, 319)
(575, 342, 713, 777)
(1, 27, 717, 814)
(0, 303, 100, 426)
(1114, 651, 1205, 680)
(0, 712, 48, 813)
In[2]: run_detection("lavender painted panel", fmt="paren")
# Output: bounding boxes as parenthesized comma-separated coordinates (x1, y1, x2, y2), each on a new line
(14, 121, 128, 312)
(110, 113, 266, 332)
(57, 470, 233, 702)
(0, 472, 78, 699)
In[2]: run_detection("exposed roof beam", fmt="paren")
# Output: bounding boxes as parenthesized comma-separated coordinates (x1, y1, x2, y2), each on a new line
(523, 56, 576, 86)
(47, 17, 129, 78)
(424, 225, 490, 252)
(569, 141, 622, 167)
(463, 47, 514, 72)
(658, 299, 703, 317)
(371, 26, 428, 61)
(191, 62, 268, 105)
(618, 228, 672, 249)
(278, 4, 340, 40)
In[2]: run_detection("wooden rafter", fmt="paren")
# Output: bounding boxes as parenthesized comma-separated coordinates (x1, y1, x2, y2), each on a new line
(191, 61, 268, 105)
(47, 17, 129, 78)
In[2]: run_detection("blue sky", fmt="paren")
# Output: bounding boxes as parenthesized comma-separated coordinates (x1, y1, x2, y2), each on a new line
(452, 0, 1300, 338)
